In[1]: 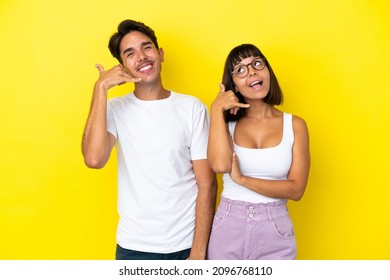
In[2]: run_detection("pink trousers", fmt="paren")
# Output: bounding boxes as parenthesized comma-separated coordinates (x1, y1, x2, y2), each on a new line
(207, 197, 296, 260)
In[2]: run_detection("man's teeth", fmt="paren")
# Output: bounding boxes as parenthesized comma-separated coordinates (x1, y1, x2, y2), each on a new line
(139, 64, 152, 71)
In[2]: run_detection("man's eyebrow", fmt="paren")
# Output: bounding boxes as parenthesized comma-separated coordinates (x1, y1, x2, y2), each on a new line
(123, 41, 153, 55)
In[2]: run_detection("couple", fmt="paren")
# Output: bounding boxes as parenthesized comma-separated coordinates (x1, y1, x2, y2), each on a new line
(82, 19, 310, 260)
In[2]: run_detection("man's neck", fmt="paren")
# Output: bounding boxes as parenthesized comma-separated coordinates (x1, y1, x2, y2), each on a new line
(133, 83, 170, 101)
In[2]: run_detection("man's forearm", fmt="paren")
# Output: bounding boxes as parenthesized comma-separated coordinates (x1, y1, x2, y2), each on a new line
(189, 182, 217, 259)
(82, 83, 111, 168)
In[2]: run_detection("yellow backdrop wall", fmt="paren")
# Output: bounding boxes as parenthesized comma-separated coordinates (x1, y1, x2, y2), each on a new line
(1, 0, 389, 259)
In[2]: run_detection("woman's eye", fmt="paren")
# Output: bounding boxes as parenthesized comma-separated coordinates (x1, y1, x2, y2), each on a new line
(236, 66, 245, 74)
(254, 60, 262, 67)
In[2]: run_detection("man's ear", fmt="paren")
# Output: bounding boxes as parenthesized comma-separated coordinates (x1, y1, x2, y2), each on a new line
(159, 48, 165, 62)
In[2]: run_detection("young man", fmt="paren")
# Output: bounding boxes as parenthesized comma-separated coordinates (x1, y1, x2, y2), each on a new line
(82, 19, 217, 260)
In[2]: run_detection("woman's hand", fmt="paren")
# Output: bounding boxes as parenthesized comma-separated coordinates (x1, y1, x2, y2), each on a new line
(229, 152, 244, 184)
(211, 83, 249, 115)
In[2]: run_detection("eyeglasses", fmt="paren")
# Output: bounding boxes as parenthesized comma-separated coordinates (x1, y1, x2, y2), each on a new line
(231, 57, 266, 78)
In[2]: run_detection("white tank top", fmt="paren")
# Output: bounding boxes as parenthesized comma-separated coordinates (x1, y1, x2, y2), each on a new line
(221, 113, 294, 203)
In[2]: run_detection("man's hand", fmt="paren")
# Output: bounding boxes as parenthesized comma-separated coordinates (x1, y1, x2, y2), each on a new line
(95, 64, 141, 90)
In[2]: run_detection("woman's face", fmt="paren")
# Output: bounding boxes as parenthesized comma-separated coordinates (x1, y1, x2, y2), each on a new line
(232, 56, 270, 102)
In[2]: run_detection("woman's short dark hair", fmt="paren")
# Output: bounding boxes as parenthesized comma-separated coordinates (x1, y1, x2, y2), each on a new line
(108, 19, 159, 64)
(221, 44, 283, 122)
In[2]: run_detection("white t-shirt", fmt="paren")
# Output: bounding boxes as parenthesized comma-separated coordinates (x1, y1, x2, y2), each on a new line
(222, 113, 294, 203)
(107, 91, 209, 253)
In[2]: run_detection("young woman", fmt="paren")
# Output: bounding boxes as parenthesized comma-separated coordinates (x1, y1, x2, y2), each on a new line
(207, 44, 310, 260)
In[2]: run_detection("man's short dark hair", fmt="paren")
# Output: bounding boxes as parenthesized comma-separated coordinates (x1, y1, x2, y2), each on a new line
(108, 19, 159, 64)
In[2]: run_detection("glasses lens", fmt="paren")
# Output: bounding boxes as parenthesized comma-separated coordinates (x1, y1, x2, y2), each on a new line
(252, 59, 265, 70)
(234, 65, 247, 78)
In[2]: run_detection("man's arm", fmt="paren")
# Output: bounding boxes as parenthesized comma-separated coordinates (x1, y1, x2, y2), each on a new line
(82, 64, 140, 168)
(189, 159, 217, 260)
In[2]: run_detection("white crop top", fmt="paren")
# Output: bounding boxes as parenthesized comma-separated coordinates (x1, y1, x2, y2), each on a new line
(221, 113, 294, 203)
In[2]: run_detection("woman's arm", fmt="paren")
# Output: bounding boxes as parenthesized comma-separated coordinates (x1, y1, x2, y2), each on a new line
(207, 84, 249, 173)
(229, 115, 310, 201)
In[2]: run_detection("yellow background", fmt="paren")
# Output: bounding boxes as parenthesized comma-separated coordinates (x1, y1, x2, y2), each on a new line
(1, 0, 389, 259)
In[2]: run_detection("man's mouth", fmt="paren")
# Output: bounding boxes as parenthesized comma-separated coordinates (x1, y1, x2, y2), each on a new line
(137, 62, 154, 73)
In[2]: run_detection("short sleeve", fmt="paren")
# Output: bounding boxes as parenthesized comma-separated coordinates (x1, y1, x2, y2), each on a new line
(190, 101, 209, 160)
(106, 100, 118, 139)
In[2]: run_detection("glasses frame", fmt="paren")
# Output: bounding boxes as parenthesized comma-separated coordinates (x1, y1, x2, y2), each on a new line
(231, 57, 266, 78)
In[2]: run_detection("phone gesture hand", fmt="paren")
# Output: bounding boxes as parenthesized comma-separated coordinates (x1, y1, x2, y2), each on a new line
(213, 83, 249, 115)
(95, 64, 141, 90)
